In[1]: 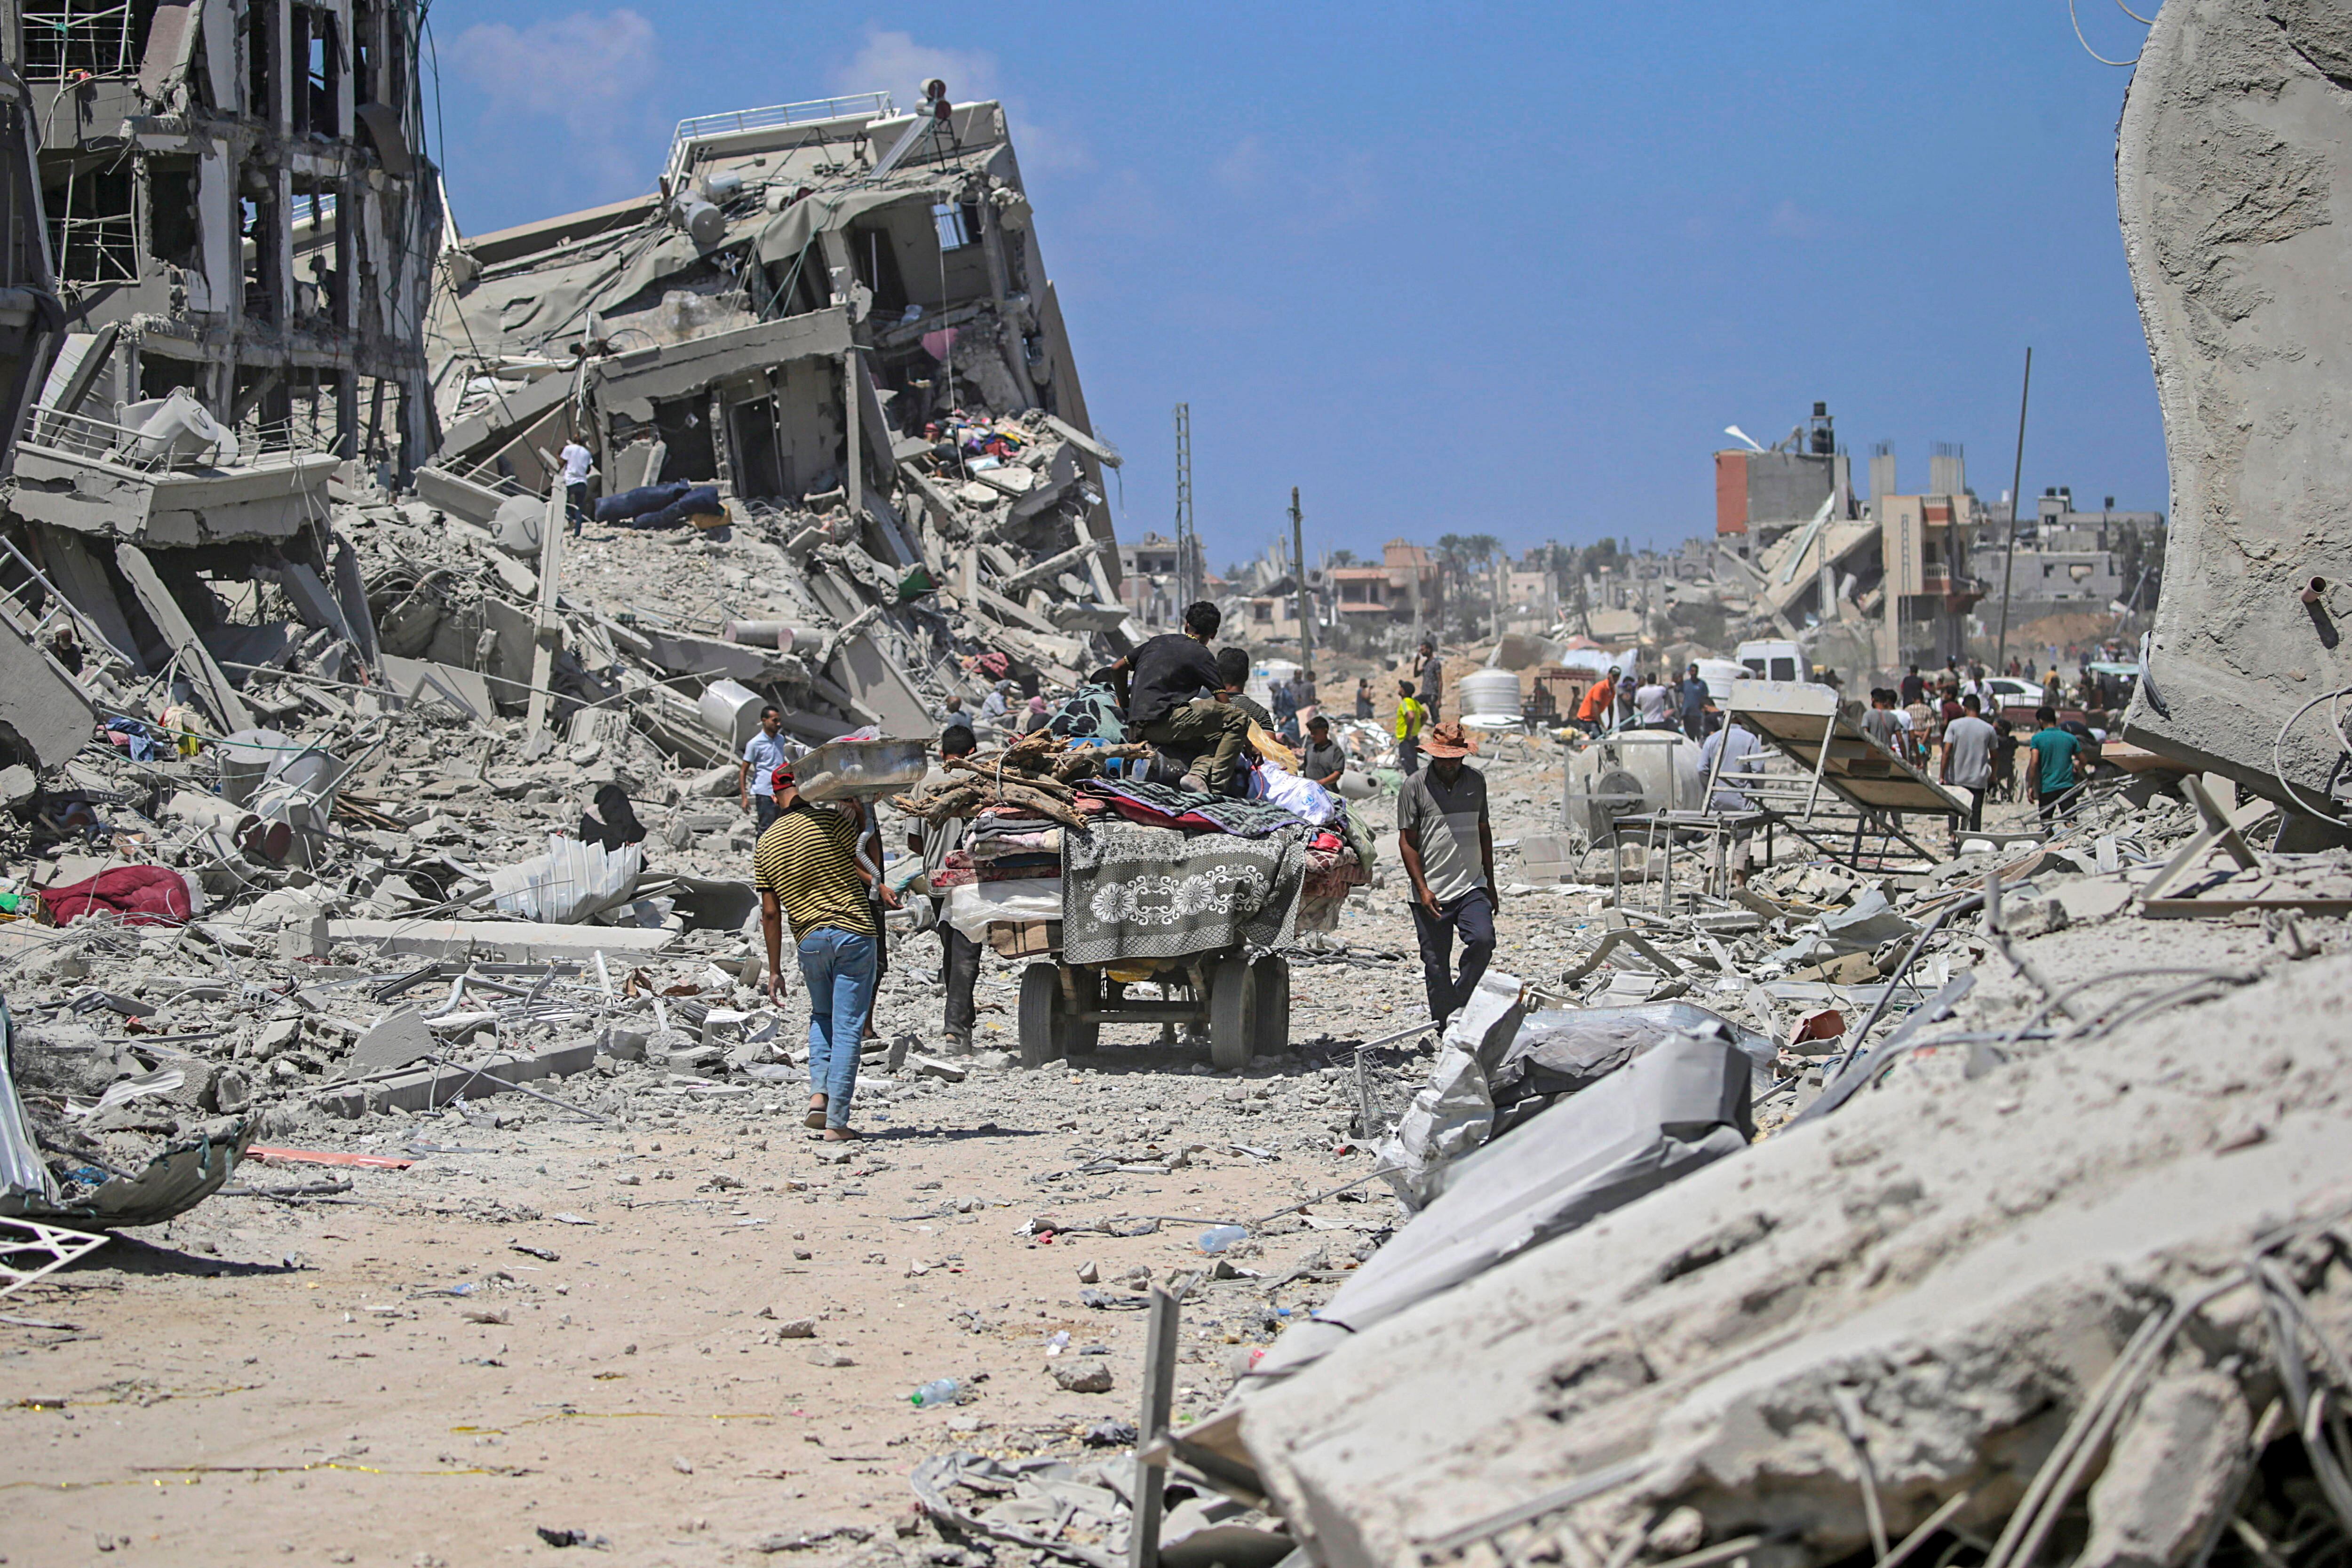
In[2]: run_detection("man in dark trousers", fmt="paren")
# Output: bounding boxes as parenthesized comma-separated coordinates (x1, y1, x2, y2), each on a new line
(1397, 722, 1496, 1026)
(1418, 639, 1446, 723)
(914, 724, 982, 1052)
(1678, 663, 1710, 740)
(1112, 600, 1250, 792)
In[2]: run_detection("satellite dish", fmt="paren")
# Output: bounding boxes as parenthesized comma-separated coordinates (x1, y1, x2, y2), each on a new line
(1724, 425, 1766, 454)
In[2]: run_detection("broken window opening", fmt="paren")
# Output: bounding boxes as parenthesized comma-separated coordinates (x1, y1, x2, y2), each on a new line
(136, 355, 202, 402)
(351, 1, 377, 108)
(849, 224, 908, 318)
(244, 0, 274, 122)
(20, 0, 160, 81)
(145, 158, 199, 270)
(292, 8, 339, 136)
(651, 395, 719, 484)
(239, 194, 282, 322)
(46, 159, 137, 287)
(728, 397, 786, 500)
(931, 202, 975, 252)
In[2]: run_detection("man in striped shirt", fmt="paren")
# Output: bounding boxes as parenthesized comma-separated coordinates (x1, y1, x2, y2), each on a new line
(755, 762, 897, 1140)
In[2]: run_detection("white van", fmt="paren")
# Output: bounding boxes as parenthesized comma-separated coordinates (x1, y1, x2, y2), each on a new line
(1734, 639, 1805, 684)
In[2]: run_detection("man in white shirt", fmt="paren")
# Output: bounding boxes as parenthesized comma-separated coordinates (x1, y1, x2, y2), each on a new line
(1939, 692, 1997, 832)
(559, 437, 594, 534)
(738, 705, 794, 834)
(1634, 675, 1673, 728)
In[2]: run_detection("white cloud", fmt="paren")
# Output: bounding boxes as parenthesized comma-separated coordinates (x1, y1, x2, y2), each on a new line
(444, 8, 660, 193)
(446, 9, 658, 131)
(831, 29, 999, 104)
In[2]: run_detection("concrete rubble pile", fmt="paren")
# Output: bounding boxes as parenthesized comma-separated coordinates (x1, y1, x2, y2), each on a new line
(0, 81, 1144, 1238)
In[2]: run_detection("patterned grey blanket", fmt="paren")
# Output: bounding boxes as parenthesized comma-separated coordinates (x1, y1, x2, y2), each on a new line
(1061, 823, 1305, 965)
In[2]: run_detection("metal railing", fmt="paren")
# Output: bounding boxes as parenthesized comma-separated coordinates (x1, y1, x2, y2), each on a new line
(49, 213, 137, 286)
(21, 405, 319, 474)
(665, 92, 895, 180)
(20, 1, 141, 81)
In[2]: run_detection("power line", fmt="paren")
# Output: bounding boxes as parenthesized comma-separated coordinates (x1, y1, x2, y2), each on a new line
(2068, 0, 2141, 66)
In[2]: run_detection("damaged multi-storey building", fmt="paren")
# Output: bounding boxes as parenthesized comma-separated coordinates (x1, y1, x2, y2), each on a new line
(0, 2, 433, 757)
(410, 83, 1133, 743)
(5, 0, 438, 462)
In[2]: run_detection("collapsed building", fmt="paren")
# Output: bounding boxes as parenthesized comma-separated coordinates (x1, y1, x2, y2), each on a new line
(7, 0, 439, 465)
(408, 84, 1134, 741)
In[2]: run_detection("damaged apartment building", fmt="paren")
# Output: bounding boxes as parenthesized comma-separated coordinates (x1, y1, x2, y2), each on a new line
(412, 83, 1132, 739)
(0, 2, 434, 761)
(3, 0, 438, 462)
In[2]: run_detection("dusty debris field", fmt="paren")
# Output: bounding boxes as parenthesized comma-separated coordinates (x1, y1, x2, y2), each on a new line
(0, 1052, 1380, 1565)
(0, 743, 1577, 1565)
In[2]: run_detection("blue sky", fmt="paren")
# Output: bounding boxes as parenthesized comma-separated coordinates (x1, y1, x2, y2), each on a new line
(426, 1, 2166, 570)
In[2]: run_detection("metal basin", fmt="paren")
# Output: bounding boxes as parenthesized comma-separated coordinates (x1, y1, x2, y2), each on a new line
(793, 737, 928, 801)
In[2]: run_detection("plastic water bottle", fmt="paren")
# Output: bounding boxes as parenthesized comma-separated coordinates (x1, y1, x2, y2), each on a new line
(910, 1377, 960, 1408)
(1198, 1225, 1248, 1254)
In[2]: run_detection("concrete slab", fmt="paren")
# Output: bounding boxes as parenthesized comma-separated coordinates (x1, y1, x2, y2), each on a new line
(326, 918, 677, 963)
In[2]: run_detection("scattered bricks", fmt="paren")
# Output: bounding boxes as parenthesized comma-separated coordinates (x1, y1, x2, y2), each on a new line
(908, 1053, 968, 1083)
(254, 1016, 303, 1057)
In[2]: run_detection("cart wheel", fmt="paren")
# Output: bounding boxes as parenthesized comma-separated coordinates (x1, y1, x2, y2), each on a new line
(1018, 963, 1066, 1068)
(1065, 969, 1101, 1055)
(1208, 952, 1256, 1071)
(1251, 955, 1290, 1060)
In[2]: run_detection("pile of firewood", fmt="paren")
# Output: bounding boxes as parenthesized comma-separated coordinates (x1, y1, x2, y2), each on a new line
(890, 731, 1153, 828)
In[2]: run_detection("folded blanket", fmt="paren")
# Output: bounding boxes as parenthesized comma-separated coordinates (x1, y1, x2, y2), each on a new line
(1061, 822, 1303, 965)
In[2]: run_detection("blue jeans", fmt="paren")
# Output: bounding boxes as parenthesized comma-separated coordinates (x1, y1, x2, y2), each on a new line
(798, 927, 877, 1128)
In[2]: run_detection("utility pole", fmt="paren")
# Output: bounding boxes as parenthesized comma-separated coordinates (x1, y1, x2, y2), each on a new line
(1172, 404, 1196, 611)
(1289, 486, 1312, 678)
(1994, 348, 2034, 674)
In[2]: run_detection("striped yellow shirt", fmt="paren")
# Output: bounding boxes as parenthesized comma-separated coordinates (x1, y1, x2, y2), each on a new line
(754, 804, 878, 941)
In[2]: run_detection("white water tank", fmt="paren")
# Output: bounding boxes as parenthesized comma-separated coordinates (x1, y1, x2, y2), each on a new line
(698, 679, 765, 752)
(1456, 670, 1523, 721)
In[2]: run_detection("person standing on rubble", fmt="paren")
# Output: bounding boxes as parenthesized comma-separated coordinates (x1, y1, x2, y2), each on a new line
(1419, 640, 1445, 722)
(1112, 601, 1251, 795)
(1355, 677, 1375, 720)
(559, 434, 595, 533)
(1394, 679, 1427, 775)
(1678, 663, 1710, 740)
(1940, 694, 1996, 833)
(916, 724, 981, 1053)
(2027, 706, 2083, 823)
(757, 761, 897, 1141)
(1398, 722, 1496, 1026)
(739, 705, 793, 835)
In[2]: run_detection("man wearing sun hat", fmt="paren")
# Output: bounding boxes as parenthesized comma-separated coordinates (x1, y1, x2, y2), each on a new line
(1396, 721, 1496, 1027)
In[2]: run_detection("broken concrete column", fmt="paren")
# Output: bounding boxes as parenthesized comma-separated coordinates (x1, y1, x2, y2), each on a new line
(0, 616, 94, 770)
(2117, 0, 2352, 818)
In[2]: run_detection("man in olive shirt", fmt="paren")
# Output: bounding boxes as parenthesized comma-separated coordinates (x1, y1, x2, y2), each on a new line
(1397, 722, 1496, 1024)
(756, 762, 897, 1140)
